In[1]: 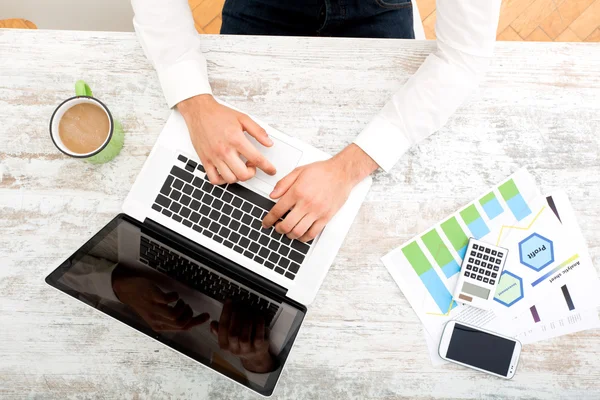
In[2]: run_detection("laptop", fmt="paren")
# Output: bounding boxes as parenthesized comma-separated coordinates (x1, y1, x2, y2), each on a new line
(45, 101, 372, 396)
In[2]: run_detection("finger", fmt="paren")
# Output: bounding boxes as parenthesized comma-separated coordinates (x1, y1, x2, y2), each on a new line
(245, 161, 257, 177)
(262, 194, 296, 229)
(286, 213, 317, 240)
(237, 138, 276, 176)
(171, 299, 187, 320)
(239, 315, 253, 354)
(150, 304, 184, 321)
(215, 160, 237, 184)
(228, 311, 241, 355)
(204, 161, 226, 185)
(210, 321, 219, 337)
(275, 206, 307, 235)
(239, 114, 273, 148)
(269, 168, 301, 199)
(218, 301, 233, 349)
(185, 313, 211, 329)
(153, 289, 179, 304)
(254, 316, 266, 347)
(225, 151, 255, 182)
(298, 218, 327, 242)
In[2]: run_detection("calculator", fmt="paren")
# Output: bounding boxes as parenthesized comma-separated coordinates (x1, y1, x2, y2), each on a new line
(453, 238, 509, 310)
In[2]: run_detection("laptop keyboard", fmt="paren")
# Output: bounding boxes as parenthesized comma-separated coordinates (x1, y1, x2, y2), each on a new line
(139, 236, 280, 326)
(151, 154, 313, 281)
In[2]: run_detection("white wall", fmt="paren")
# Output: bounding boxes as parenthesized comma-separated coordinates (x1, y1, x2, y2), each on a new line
(1, 0, 134, 32)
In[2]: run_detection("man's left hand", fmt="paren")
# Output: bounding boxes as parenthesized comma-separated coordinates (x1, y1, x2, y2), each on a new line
(262, 144, 378, 242)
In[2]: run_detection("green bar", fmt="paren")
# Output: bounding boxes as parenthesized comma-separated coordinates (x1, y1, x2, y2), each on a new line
(441, 217, 469, 252)
(499, 179, 519, 201)
(422, 229, 454, 267)
(402, 242, 432, 276)
(460, 204, 481, 225)
(480, 191, 496, 205)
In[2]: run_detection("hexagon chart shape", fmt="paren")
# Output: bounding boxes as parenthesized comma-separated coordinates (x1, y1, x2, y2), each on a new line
(493, 271, 524, 307)
(518, 233, 554, 271)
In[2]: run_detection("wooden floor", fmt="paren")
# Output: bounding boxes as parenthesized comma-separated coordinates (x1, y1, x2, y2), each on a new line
(190, 0, 599, 42)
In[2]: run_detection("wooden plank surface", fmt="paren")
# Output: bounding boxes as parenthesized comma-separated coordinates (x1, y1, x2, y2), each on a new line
(1, 29, 600, 399)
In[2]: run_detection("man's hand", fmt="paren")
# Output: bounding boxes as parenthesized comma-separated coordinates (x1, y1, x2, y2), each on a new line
(112, 275, 209, 332)
(210, 300, 276, 373)
(177, 94, 277, 184)
(262, 144, 378, 242)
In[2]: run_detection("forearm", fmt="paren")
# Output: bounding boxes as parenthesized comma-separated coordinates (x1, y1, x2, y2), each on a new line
(332, 143, 379, 185)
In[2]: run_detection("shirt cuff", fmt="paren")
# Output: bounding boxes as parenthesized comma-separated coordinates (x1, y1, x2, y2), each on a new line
(353, 113, 413, 172)
(158, 59, 213, 108)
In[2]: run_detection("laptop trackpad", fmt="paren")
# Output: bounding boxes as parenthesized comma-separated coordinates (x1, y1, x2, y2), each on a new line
(244, 133, 303, 188)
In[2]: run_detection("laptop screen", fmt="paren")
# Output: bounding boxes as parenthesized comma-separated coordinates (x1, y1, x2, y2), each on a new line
(46, 215, 306, 396)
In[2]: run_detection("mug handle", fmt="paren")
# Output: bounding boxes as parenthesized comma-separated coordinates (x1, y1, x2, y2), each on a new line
(75, 80, 93, 97)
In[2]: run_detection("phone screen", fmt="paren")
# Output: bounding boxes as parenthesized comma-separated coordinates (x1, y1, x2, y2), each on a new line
(446, 323, 516, 376)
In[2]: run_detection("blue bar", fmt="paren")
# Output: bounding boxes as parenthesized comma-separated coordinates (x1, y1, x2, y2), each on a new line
(506, 193, 532, 221)
(441, 260, 461, 278)
(482, 197, 503, 220)
(420, 268, 457, 313)
(467, 218, 490, 239)
(457, 245, 467, 260)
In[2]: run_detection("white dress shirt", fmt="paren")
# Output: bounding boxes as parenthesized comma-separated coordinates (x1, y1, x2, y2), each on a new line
(131, 0, 501, 172)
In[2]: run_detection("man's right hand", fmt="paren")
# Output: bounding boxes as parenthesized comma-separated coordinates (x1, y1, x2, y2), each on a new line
(177, 94, 277, 185)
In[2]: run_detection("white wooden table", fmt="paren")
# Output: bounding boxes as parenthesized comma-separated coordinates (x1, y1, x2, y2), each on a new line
(1, 29, 600, 399)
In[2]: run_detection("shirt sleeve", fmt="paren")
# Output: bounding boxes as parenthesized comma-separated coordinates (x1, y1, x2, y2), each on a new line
(131, 0, 213, 108)
(353, 0, 502, 172)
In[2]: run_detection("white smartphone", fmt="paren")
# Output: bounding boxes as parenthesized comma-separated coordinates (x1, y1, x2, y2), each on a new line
(438, 321, 522, 379)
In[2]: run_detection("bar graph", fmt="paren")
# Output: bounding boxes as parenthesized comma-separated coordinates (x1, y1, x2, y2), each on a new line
(480, 191, 503, 220)
(421, 229, 461, 278)
(561, 285, 575, 311)
(402, 241, 457, 313)
(440, 217, 469, 259)
(460, 204, 490, 239)
(530, 305, 541, 323)
(499, 178, 532, 221)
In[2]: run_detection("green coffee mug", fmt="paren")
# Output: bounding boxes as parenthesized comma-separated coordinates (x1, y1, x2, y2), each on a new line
(49, 80, 124, 164)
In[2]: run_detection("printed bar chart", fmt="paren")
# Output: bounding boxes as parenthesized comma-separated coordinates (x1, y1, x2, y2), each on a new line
(440, 217, 469, 259)
(499, 179, 532, 221)
(561, 285, 575, 311)
(530, 305, 541, 323)
(402, 241, 456, 313)
(422, 229, 461, 278)
(460, 204, 490, 239)
(480, 191, 503, 220)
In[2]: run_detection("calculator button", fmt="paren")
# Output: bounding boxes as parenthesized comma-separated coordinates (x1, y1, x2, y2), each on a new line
(483, 277, 489, 283)
(495, 258, 501, 264)
(464, 272, 470, 278)
(483, 255, 489, 261)
(498, 252, 504, 258)
(485, 270, 491, 276)
(478, 252, 484, 258)
(477, 275, 483, 281)
(493, 266, 499, 271)
(489, 257, 495, 264)
(481, 262, 486, 268)
(468, 257, 474, 263)
(473, 244, 479, 250)
(491, 250, 497, 256)
(475, 260, 481, 266)
(490, 279, 495, 285)
(466, 264, 472, 270)
(485, 248, 491, 254)
(492, 273, 497, 278)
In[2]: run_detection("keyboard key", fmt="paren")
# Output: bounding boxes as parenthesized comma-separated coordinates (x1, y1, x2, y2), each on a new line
(278, 245, 290, 257)
(190, 212, 200, 223)
(180, 195, 191, 206)
(232, 209, 243, 220)
(251, 207, 263, 218)
(278, 258, 290, 269)
(200, 205, 210, 216)
(209, 222, 220, 233)
(192, 189, 203, 201)
(289, 250, 305, 264)
(202, 193, 215, 206)
(162, 209, 172, 217)
(219, 215, 231, 226)
(274, 267, 285, 275)
(259, 247, 270, 258)
(173, 179, 184, 190)
(214, 236, 223, 243)
(171, 166, 193, 183)
(213, 199, 224, 210)
(222, 204, 233, 215)
(172, 214, 182, 222)
(258, 234, 270, 246)
(285, 272, 296, 280)
(244, 250, 254, 258)
(177, 154, 188, 163)
(252, 219, 263, 231)
(229, 220, 241, 232)
(268, 240, 280, 252)
(481, 262, 487, 268)
(227, 183, 276, 211)
(233, 245, 243, 254)
(270, 230, 282, 241)
(488, 257, 495, 264)
(249, 230, 260, 241)
(183, 184, 194, 195)
(202, 181, 213, 192)
(239, 225, 250, 236)
(223, 240, 234, 248)
(170, 203, 182, 213)
(202, 230, 213, 239)
(212, 186, 224, 198)
(232, 197, 243, 208)
(182, 220, 192, 228)
(265, 261, 275, 269)
(192, 224, 202, 234)
(170, 190, 182, 202)
(288, 263, 300, 273)
(187, 159, 197, 169)
(281, 235, 292, 246)
(192, 176, 203, 188)
(249, 242, 260, 253)
(209, 210, 221, 221)
(180, 207, 191, 218)
(219, 227, 231, 238)
(155, 194, 171, 208)
(197, 164, 205, 173)
(498, 252, 504, 258)
(239, 237, 250, 248)
(222, 192, 233, 203)
(241, 201, 253, 213)
(160, 179, 172, 196)
(242, 214, 253, 226)
(229, 232, 241, 243)
(291, 240, 310, 254)
(254, 255, 265, 264)
(268, 252, 280, 263)
(475, 259, 480, 266)
(151, 204, 162, 212)
(483, 255, 489, 261)
(200, 217, 211, 228)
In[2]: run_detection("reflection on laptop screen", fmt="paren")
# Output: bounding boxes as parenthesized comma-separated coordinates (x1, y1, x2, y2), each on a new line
(46, 217, 305, 396)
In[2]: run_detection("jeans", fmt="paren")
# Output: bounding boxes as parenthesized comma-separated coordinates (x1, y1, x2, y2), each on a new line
(221, 0, 415, 39)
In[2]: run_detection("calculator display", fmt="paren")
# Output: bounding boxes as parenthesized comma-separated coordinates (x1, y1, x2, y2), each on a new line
(461, 281, 490, 299)
(446, 323, 516, 376)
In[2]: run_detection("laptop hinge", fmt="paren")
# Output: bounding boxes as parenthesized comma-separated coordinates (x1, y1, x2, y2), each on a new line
(143, 218, 288, 300)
